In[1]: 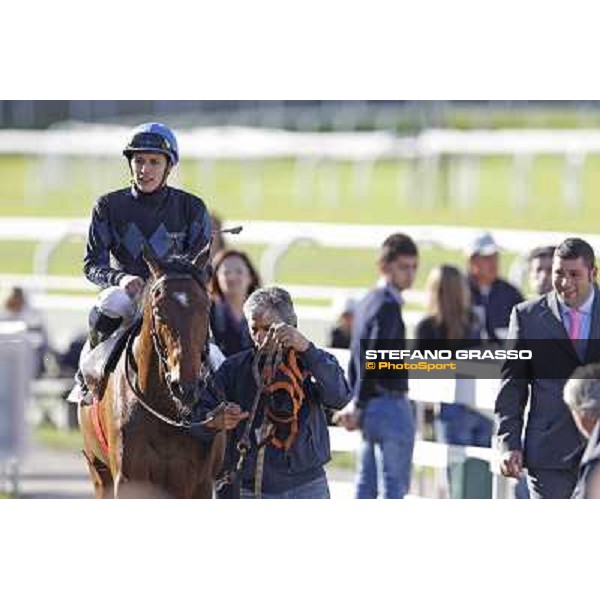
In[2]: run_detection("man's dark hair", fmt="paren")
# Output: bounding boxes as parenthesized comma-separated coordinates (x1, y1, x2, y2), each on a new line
(379, 233, 418, 265)
(554, 238, 596, 270)
(528, 245, 556, 263)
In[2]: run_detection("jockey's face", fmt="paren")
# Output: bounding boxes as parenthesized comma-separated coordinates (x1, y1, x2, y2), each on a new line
(130, 152, 170, 193)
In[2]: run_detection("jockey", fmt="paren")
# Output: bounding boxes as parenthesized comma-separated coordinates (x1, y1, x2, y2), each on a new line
(69, 123, 213, 402)
(83, 122, 212, 346)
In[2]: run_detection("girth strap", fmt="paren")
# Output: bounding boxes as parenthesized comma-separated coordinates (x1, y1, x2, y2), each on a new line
(90, 400, 109, 458)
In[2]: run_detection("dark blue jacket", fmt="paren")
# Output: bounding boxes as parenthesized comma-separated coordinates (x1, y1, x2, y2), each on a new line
(193, 343, 350, 494)
(469, 277, 524, 341)
(84, 185, 211, 288)
(348, 285, 408, 409)
(572, 420, 600, 499)
(209, 299, 253, 358)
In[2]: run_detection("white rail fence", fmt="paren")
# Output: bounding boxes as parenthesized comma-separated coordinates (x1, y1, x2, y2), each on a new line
(1, 125, 599, 210)
(2, 216, 597, 350)
(13, 345, 507, 499)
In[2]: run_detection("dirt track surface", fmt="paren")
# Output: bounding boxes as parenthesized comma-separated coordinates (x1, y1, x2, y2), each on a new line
(7, 444, 356, 499)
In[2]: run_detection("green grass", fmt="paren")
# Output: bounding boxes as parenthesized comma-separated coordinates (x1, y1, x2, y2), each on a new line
(0, 238, 521, 292)
(329, 451, 356, 471)
(1, 154, 600, 232)
(35, 424, 83, 452)
(0, 153, 596, 294)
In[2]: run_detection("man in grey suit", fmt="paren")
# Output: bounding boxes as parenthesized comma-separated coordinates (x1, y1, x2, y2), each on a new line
(495, 237, 600, 499)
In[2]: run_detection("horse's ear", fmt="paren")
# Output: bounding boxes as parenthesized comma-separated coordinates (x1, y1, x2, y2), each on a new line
(191, 241, 211, 272)
(142, 243, 162, 279)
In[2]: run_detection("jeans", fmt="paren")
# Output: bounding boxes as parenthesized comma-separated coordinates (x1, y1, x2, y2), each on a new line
(356, 394, 416, 499)
(439, 405, 493, 448)
(240, 474, 331, 499)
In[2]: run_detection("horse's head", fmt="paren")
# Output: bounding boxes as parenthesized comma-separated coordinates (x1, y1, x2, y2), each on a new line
(142, 243, 212, 415)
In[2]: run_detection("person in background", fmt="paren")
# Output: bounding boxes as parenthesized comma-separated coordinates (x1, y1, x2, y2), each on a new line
(328, 297, 357, 349)
(527, 245, 555, 296)
(414, 265, 492, 448)
(0, 286, 49, 377)
(496, 237, 600, 499)
(563, 363, 600, 499)
(336, 233, 418, 499)
(466, 231, 524, 342)
(209, 248, 261, 357)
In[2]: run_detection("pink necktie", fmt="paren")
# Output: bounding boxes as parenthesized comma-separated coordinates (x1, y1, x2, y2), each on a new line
(569, 308, 581, 340)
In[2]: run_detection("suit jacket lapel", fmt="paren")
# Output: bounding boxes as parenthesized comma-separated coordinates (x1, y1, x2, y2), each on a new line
(585, 285, 600, 362)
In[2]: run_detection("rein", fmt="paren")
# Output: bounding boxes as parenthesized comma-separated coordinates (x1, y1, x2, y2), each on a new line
(215, 330, 284, 495)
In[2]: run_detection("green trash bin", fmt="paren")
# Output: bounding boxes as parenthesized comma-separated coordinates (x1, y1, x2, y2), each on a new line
(448, 457, 492, 499)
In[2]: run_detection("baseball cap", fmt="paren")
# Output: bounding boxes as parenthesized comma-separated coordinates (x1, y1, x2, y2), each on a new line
(467, 231, 500, 257)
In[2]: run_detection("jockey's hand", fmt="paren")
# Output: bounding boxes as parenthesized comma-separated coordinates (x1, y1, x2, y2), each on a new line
(119, 275, 145, 299)
(269, 322, 310, 353)
(202, 402, 249, 431)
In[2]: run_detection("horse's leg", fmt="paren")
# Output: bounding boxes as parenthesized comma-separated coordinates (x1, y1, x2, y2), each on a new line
(78, 403, 113, 498)
(81, 451, 113, 499)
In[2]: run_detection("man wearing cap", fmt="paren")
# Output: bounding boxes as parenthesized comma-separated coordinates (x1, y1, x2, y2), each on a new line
(467, 231, 524, 342)
(495, 237, 600, 498)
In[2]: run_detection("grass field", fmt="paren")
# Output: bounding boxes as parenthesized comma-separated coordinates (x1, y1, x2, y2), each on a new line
(0, 153, 597, 292)
(2, 154, 600, 231)
(0, 239, 523, 294)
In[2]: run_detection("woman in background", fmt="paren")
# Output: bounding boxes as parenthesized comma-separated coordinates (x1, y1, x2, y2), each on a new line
(209, 249, 261, 357)
(414, 265, 492, 448)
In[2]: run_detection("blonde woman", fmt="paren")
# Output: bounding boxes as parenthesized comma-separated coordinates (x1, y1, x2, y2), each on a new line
(414, 265, 492, 449)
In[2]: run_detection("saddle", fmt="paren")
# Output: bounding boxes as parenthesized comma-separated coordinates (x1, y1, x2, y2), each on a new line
(78, 319, 141, 404)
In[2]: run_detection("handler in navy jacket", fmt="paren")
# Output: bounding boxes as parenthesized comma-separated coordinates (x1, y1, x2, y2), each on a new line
(191, 286, 350, 499)
(336, 233, 419, 499)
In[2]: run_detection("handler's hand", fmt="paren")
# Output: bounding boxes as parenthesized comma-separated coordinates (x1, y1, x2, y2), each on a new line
(500, 449, 523, 479)
(269, 322, 310, 353)
(202, 402, 249, 431)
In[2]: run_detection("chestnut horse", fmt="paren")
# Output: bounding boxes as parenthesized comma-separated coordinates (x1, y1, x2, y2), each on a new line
(78, 246, 226, 498)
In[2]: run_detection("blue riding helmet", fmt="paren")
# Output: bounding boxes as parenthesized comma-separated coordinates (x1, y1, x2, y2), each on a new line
(123, 123, 179, 166)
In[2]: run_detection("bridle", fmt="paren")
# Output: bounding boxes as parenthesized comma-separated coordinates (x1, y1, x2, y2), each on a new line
(124, 272, 212, 429)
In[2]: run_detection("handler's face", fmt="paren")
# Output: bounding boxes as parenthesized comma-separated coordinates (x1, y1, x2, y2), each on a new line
(248, 311, 280, 347)
(553, 256, 597, 308)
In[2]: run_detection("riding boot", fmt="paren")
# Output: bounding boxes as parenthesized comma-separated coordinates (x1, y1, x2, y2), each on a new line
(68, 325, 103, 405)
